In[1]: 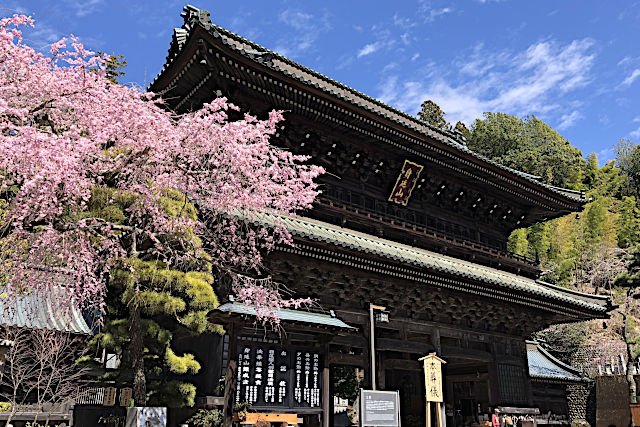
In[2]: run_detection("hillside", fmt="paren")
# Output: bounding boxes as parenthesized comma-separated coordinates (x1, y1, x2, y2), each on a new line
(418, 100, 640, 372)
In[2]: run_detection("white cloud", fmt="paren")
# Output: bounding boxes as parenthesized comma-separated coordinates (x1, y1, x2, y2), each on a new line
(357, 42, 383, 58)
(424, 7, 452, 22)
(376, 38, 595, 125)
(630, 127, 640, 139)
(411, 53, 420, 61)
(633, 116, 640, 122)
(622, 69, 640, 87)
(273, 8, 331, 57)
(598, 147, 615, 163)
(63, 0, 104, 17)
(557, 110, 582, 130)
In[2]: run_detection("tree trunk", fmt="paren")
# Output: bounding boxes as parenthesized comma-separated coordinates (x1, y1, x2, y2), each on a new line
(223, 323, 238, 427)
(130, 300, 146, 406)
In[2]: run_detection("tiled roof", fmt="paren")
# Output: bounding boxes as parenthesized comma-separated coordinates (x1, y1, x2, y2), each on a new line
(0, 287, 92, 335)
(215, 301, 356, 330)
(249, 211, 609, 314)
(152, 5, 587, 205)
(526, 341, 587, 382)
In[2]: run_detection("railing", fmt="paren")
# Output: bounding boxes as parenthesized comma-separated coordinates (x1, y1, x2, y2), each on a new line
(76, 387, 105, 405)
(316, 194, 539, 268)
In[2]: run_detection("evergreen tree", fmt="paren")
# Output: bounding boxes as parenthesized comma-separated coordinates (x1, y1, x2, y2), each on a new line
(417, 100, 448, 129)
(84, 188, 220, 407)
(468, 113, 585, 189)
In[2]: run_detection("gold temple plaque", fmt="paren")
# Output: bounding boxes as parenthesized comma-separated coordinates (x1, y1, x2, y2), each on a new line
(388, 160, 424, 206)
(419, 352, 446, 403)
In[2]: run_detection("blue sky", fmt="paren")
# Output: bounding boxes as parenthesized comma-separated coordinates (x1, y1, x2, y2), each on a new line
(13, 1, 640, 163)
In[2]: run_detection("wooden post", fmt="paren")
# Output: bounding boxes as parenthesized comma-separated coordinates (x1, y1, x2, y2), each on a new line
(435, 402, 443, 427)
(223, 322, 238, 427)
(323, 343, 330, 427)
(426, 401, 431, 427)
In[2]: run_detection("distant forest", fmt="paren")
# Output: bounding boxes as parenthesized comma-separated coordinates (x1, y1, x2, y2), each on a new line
(418, 100, 640, 373)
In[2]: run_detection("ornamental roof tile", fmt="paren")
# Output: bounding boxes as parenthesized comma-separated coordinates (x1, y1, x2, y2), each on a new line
(151, 5, 587, 205)
(526, 341, 587, 382)
(0, 287, 92, 335)
(250, 212, 610, 314)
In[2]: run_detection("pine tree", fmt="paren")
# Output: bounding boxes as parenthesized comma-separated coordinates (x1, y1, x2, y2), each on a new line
(86, 188, 221, 407)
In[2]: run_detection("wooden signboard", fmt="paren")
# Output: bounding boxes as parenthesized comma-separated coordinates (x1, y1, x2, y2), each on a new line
(419, 353, 446, 427)
(103, 386, 117, 406)
(120, 387, 133, 406)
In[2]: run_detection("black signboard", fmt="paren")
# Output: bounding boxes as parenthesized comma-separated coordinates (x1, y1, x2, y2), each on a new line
(359, 389, 401, 427)
(235, 344, 322, 409)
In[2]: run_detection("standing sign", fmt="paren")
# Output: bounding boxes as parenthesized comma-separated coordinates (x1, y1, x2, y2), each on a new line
(419, 353, 446, 427)
(359, 389, 401, 427)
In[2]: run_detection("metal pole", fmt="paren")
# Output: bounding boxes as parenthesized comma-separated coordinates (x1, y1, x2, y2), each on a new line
(369, 303, 376, 390)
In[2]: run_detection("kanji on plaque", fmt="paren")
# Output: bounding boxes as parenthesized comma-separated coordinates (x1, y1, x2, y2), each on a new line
(119, 387, 133, 406)
(103, 387, 117, 406)
(419, 352, 446, 403)
(388, 160, 424, 206)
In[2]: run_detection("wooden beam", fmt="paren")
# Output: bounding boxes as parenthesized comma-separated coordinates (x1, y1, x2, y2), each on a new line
(329, 352, 366, 367)
(384, 358, 421, 371)
(377, 338, 435, 354)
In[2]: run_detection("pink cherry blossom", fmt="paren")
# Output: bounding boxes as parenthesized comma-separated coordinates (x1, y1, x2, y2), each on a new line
(0, 15, 323, 325)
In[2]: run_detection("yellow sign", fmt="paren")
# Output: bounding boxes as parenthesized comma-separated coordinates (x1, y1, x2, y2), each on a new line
(119, 387, 133, 406)
(419, 353, 446, 403)
(103, 387, 117, 406)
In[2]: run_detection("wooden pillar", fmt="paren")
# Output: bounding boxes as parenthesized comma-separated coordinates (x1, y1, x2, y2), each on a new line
(323, 343, 330, 427)
(487, 361, 500, 405)
(432, 328, 441, 354)
(223, 322, 238, 427)
(377, 352, 386, 390)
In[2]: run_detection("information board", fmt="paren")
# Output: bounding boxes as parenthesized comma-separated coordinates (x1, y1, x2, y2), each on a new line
(235, 344, 322, 409)
(359, 389, 401, 427)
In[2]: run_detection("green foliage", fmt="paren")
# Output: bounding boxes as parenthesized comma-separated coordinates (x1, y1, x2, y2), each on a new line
(187, 409, 224, 427)
(417, 100, 447, 129)
(616, 196, 640, 248)
(332, 366, 360, 403)
(468, 113, 585, 189)
(89, 258, 219, 407)
(615, 139, 640, 196)
(95, 51, 128, 84)
(84, 185, 222, 407)
(0, 402, 10, 412)
(614, 246, 640, 288)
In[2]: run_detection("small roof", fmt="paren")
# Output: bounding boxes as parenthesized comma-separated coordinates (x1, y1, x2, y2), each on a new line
(419, 352, 447, 364)
(0, 287, 92, 335)
(248, 211, 610, 316)
(214, 301, 355, 330)
(526, 341, 586, 382)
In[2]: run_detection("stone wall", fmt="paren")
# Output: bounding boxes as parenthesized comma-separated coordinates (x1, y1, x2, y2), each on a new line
(571, 342, 627, 378)
(566, 382, 595, 426)
(595, 375, 629, 427)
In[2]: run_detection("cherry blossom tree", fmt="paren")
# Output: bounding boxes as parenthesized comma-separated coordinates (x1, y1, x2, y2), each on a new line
(0, 15, 322, 404)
